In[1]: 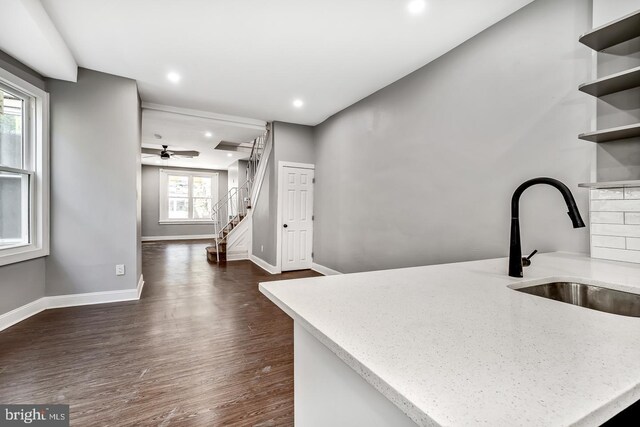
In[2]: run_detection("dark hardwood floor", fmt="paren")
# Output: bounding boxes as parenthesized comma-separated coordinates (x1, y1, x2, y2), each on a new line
(0, 240, 320, 426)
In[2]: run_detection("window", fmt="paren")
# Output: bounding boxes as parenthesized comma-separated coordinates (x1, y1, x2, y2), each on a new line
(0, 68, 49, 266)
(159, 169, 218, 223)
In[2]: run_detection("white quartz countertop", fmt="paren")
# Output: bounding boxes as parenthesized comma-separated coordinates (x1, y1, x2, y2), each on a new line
(259, 253, 640, 427)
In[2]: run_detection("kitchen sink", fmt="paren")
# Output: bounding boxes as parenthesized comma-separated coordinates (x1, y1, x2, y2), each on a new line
(513, 281, 640, 317)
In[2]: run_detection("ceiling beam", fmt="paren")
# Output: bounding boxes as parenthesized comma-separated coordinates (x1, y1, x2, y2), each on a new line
(142, 102, 267, 131)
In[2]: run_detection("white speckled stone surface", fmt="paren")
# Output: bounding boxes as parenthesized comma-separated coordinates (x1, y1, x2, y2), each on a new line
(259, 253, 640, 426)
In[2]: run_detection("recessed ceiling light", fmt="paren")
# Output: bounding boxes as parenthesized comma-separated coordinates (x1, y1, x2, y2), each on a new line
(227, 153, 233, 157)
(167, 72, 181, 83)
(205, 131, 213, 138)
(293, 99, 304, 108)
(407, 0, 426, 14)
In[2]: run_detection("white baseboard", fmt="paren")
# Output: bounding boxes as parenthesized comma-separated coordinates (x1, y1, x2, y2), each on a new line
(312, 262, 342, 276)
(137, 274, 145, 298)
(46, 288, 140, 309)
(0, 298, 48, 332)
(250, 254, 280, 274)
(227, 251, 249, 261)
(0, 276, 146, 332)
(142, 234, 216, 242)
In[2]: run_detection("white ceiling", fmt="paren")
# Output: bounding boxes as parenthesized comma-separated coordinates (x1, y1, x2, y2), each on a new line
(141, 107, 265, 170)
(0, 0, 76, 81)
(37, 0, 534, 126)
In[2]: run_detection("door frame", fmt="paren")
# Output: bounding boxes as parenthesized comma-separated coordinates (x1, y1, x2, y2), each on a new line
(276, 161, 315, 272)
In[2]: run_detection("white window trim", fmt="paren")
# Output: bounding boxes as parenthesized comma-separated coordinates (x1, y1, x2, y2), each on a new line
(0, 67, 49, 267)
(158, 169, 217, 224)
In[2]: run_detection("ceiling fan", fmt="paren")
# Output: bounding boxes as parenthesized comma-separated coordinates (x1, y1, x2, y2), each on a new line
(142, 145, 200, 160)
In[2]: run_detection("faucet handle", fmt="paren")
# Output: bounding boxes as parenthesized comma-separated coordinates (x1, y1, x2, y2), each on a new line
(522, 249, 538, 267)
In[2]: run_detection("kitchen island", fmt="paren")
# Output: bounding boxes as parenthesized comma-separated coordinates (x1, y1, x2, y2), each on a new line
(259, 252, 640, 426)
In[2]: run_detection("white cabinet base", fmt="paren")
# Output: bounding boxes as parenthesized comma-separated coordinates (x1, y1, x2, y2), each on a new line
(294, 323, 418, 426)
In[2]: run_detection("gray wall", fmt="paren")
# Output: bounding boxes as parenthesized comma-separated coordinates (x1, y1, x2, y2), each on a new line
(141, 165, 228, 238)
(273, 122, 315, 166)
(227, 159, 249, 216)
(226, 160, 249, 193)
(46, 68, 141, 295)
(313, 0, 594, 273)
(228, 161, 239, 195)
(252, 144, 276, 264)
(0, 52, 47, 316)
(239, 160, 249, 187)
(593, 0, 640, 181)
(593, 0, 640, 26)
(228, 160, 249, 192)
(252, 121, 315, 265)
(0, 258, 46, 315)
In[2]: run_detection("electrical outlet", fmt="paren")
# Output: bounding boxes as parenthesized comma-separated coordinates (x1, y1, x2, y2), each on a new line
(115, 264, 125, 276)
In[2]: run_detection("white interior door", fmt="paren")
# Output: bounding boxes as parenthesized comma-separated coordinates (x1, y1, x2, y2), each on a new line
(281, 166, 314, 271)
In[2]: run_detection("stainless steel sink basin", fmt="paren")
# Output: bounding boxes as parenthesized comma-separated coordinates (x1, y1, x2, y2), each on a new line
(513, 282, 640, 317)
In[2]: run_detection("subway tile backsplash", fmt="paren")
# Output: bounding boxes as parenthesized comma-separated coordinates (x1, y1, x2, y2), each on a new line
(590, 211, 624, 224)
(591, 235, 626, 249)
(591, 223, 640, 238)
(591, 188, 624, 200)
(625, 212, 640, 225)
(625, 188, 640, 200)
(590, 199, 640, 212)
(590, 186, 640, 264)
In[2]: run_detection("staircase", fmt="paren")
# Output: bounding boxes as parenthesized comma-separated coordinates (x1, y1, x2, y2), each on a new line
(206, 126, 270, 263)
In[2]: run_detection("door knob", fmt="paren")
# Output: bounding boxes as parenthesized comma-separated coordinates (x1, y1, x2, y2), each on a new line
(283, 224, 288, 228)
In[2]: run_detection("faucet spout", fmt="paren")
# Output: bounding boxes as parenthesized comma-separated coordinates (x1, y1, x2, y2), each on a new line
(509, 177, 585, 278)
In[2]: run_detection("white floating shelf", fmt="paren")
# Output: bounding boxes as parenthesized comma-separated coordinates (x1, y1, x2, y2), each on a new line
(578, 123, 640, 143)
(578, 180, 640, 189)
(579, 66, 640, 97)
(579, 9, 640, 51)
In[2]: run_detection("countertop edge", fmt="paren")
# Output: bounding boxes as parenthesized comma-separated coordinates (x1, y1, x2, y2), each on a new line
(574, 383, 640, 427)
(259, 283, 439, 427)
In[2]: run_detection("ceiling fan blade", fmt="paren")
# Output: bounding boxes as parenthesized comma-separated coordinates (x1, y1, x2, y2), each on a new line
(141, 148, 163, 155)
(171, 150, 200, 157)
(141, 154, 158, 158)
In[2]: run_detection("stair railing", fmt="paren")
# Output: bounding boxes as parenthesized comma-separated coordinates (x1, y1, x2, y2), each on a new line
(209, 125, 271, 262)
(210, 179, 252, 262)
(247, 125, 270, 199)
